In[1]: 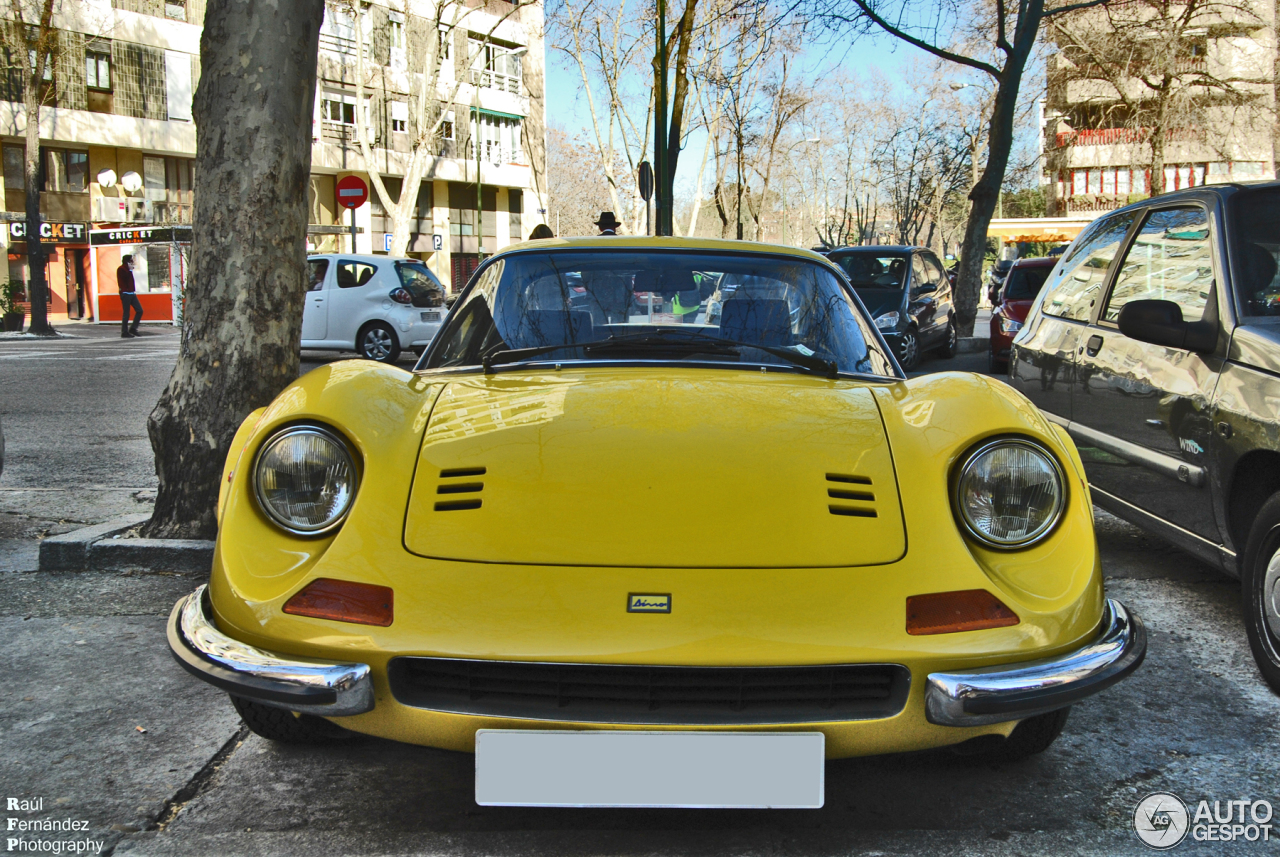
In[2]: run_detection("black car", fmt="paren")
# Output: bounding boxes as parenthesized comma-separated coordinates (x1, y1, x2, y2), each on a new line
(827, 246, 957, 370)
(1009, 182, 1280, 692)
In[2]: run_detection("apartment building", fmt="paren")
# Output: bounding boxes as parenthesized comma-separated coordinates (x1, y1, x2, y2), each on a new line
(1041, 3, 1276, 216)
(3, 0, 546, 324)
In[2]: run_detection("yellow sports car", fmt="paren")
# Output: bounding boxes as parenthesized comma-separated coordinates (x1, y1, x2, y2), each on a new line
(169, 237, 1144, 808)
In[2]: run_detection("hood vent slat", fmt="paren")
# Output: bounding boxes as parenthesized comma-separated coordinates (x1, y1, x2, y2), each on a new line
(435, 467, 485, 511)
(827, 473, 876, 518)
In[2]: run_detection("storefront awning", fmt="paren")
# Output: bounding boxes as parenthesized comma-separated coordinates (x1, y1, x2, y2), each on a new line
(987, 216, 1100, 242)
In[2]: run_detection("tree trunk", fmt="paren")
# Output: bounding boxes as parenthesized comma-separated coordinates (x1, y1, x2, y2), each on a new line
(142, 0, 323, 539)
(662, 0, 698, 203)
(23, 60, 50, 336)
(953, 33, 1034, 336)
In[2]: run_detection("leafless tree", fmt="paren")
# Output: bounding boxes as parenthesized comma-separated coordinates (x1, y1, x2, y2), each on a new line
(806, 0, 1112, 335)
(2, 0, 58, 335)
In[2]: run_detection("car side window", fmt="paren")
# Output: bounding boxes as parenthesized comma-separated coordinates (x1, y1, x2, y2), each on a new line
(1040, 210, 1139, 321)
(1103, 206, 1213, 324)
(922, 255, 946, 288)
(910, 256, 931, 293)
(337, 260, 377, 289)
(307, 259, 328, 292)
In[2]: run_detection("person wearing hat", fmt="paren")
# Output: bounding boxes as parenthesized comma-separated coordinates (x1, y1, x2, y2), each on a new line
(594, 211, 622, 235)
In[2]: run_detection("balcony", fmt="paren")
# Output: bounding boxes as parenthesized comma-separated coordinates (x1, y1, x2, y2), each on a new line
(465, 141, 527, 167)
(1054, 126, 1203, 148)
(469, 69, 520, 95)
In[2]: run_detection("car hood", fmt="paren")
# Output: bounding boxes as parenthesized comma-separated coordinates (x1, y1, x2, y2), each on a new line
(403, 372, 906, 567)
(1000, 299, 1033, 322)
(853, 289, 904, 320)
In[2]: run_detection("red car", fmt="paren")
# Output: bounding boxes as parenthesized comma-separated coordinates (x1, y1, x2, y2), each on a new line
(989, 257, 1056, 373)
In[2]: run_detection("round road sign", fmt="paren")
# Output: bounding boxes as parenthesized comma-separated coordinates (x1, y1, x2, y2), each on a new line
(336, 175, 369, 209)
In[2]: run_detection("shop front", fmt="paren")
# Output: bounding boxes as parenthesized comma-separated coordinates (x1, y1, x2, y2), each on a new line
(7, 221, 92, 321)
(90, 226, 191, 325)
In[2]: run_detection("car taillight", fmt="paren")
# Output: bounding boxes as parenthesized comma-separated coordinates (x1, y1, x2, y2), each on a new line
(389, 288, 413, 305)
(283, 578, 394, 626)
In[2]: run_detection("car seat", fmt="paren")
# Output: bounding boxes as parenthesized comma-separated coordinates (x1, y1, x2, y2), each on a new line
(718, 298, 793, 347)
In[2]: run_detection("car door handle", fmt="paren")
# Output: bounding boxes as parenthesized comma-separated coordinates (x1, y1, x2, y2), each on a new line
(1085, 335, 1104, 356)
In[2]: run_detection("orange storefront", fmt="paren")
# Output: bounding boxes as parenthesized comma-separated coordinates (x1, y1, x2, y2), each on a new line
(90, 226, 190, 325)
(7, 221, 92, 320)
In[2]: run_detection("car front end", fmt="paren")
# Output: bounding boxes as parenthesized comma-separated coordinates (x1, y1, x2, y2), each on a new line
(169, 239, 1144, 803)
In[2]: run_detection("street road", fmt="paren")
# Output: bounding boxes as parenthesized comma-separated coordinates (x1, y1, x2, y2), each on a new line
(0, 322, 1275, 856)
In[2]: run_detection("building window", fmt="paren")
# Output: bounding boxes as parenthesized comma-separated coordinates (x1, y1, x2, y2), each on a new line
(28, 49, 52, 82)
(468, 38, 522, 93)
(4, 145, 24, 192)
(319, 7, 359, 58)
(322, 90, 358, 125)
(43, 149, 88, 193)
(86, 50, 111, 90)
(1117, 169, 1130, 195)
(1102, 170, 1115, 195)
(468, 112, 524, 166)
(439, 26, 452, 61)
(390, 100, 407, 133)
(165, 0, 185, 20)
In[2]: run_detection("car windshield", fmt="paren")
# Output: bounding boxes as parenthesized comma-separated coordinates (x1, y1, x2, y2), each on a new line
(832, 253, 908, 290)
(1004, 266, 1052, 301)
(1228, 187, 1280, 316)
(396, 261, 445, 307)
(422, 250, 895, 377)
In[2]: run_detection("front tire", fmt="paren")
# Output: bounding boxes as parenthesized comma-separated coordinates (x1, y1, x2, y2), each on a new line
(936, 316, 958, 358)
(1241, 493, 1280, 694)
(230, 696, 353, 744)
(958, 707, 1071, 763)
(357, 321, 402, 363)
(896, 328, 921, 371)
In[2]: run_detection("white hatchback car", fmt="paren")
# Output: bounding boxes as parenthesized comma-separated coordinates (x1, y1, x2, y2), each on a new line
(304, 254, 448, 362)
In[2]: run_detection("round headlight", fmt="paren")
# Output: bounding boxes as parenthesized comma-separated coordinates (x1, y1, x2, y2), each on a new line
(955, 438, 1065, 548)
(254, 426, 358, 534)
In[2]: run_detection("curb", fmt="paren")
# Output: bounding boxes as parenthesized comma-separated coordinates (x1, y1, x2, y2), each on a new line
(957, 337, 988, 354)
(39, 514, 150, 571)
(38, 514, 214, 573)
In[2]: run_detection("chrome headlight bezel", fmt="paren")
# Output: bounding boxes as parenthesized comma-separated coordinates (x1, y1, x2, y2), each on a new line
(952, 437, 1067, 550)
(253, 424, 359, 536)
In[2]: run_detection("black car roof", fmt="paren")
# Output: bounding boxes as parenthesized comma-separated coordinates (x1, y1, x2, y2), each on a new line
(827, 246, 919, 255)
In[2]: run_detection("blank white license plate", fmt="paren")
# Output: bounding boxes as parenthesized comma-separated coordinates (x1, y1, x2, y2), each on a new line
(420, 311, 440, 322)
(475, 730, 824, 808)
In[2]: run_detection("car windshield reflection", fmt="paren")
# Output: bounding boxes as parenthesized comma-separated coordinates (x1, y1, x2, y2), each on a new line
(423, 250, 895, 377)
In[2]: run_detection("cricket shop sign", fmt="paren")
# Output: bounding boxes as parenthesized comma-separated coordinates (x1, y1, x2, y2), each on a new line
(9, 221, 89, 243)
(90, 227, 193, 246)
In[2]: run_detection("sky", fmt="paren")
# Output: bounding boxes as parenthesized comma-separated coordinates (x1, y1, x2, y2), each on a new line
(542, 24, 957, 199)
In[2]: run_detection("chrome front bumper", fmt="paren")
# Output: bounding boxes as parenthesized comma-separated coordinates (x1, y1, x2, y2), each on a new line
(925, 598, 1145, 727)
(167, 584, 374, 717)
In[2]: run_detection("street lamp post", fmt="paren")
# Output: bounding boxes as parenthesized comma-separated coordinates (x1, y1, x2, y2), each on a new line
(653, 0, 671, 236)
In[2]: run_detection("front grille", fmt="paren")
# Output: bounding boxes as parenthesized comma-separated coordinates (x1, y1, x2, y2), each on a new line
(387, 658, 911, 724)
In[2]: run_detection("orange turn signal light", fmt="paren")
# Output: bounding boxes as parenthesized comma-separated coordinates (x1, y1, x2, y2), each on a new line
(905, 589, 1019, 635)
(283, 578, 394, 627)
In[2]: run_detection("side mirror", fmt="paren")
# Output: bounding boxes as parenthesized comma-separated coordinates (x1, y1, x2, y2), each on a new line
(1117, 299, 1217, 353)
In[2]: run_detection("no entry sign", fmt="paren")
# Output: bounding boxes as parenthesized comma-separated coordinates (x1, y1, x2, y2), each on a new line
(336, 175, 369, 209)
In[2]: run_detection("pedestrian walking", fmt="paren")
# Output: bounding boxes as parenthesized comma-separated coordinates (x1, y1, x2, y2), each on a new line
(117, 254, 142, 338)
(594, 212, 622, 236)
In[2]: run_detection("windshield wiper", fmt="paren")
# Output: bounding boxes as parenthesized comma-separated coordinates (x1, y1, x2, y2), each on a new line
(481, 331, 839, 379)
(586, 333, 839, 378)
(481, 342, 587, 372)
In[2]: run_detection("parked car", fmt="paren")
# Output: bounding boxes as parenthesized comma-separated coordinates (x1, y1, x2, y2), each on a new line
(1008, 181, 1280, 692)
(168, 236, 1144, 808)
(989, 257, 1056, 373)
(827, 245, 957, 370)
(304, 254, 447, 363)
